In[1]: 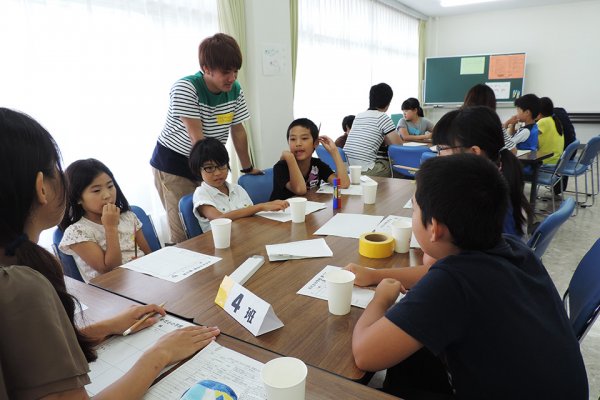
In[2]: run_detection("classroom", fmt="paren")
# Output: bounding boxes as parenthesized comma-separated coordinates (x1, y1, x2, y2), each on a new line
(1, 0, 599, 399)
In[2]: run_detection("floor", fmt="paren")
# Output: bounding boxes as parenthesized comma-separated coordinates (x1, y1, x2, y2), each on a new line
(370, 172, 600, 399)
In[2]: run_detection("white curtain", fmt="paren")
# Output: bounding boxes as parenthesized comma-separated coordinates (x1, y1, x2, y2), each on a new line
(294, 0, 419, 138)
(0, 0, 218, 248)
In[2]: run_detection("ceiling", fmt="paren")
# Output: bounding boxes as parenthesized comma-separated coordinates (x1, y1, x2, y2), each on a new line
(397, 0, 581, 17)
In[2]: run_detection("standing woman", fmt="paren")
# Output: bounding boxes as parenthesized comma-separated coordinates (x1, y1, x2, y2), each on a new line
(0, 108, 219, 399)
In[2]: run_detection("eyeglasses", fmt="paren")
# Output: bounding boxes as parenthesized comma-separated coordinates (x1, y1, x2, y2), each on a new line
(435, 145, 465, 154)
(202, 164, 229, 173)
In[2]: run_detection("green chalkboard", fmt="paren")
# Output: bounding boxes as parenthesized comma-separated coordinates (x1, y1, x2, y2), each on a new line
(424, 53, 526, 105)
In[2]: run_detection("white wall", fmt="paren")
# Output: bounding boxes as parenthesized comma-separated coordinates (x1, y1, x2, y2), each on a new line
(424, 0, 600, 143)
(244, 0, 294, 169)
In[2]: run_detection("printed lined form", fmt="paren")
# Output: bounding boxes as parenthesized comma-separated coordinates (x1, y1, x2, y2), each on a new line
(314, 213, 384, 239)
(120, 246, 221, 283)
(265, 238, 333, 261)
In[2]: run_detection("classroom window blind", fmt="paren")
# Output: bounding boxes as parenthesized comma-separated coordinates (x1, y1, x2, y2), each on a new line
(294, 0, 419, 139)
(0, 0, 218, 248)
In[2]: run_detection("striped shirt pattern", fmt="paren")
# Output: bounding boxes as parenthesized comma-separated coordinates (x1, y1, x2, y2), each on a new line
(343, 110, 396, 169)
(158, 76, 250, 157)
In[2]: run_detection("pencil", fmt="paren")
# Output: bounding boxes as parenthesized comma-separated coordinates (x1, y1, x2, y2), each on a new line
(133, 225, 138, 259)
(122, 302, 166, 336)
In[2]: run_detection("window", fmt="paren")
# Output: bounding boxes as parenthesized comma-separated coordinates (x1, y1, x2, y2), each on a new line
(294, 0, 419, 139)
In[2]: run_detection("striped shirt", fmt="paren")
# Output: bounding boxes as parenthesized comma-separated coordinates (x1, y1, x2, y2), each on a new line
(343, 110, 396, 170)
(157, 72, 250, 157)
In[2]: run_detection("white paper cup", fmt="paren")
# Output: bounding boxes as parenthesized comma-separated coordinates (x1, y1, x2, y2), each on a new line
(210, 218, 232, 249)
(361, 181, 378, 204)
(325, 269, 355, 315)
(288, 197, 307, 223)
(349, 165, 362, 185)
(391, 220, 412, 253)
(261, 357, 307, 400)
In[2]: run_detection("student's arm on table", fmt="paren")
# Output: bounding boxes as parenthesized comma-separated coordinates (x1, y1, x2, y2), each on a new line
(385, 130, 403, 145)
(231, 123, 262, 175)
(320, 135, 350, 188)
(135, 229, 152, 256)
(181, 116, 204, 144)
(345, 263, 431, 289)
(199, 200, 289, 222)
(281, 150, 307, 195)
(353, 279, 422, 371)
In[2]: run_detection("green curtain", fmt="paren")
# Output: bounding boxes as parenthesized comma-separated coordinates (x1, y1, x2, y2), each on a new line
(217, 0, 256, 177)
(290, 0, 298, 99)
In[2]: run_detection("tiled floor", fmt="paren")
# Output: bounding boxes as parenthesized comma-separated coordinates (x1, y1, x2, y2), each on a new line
(370, 176, 600, 399)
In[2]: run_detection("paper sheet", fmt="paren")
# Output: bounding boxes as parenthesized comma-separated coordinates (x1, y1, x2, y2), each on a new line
(87, 315, 194, 396)
(517, 149, 531, 157)
(314, 213, 384, 239)
(144, 341, 266, 400)
(403, 199, 412, 209)
(402, 142, 429, 147)
(297, 265, 404, 308)
(256, 201, 326, 222)
(317, 182, 363, 195)
(120, 247, 221, 283)
(375, 215, 420, 248)
(460, 56, 485, 75)
(265, 238, 333, 261)
(486, 81, 511, 100)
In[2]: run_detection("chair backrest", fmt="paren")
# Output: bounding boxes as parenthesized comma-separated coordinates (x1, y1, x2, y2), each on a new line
(390, 113, 402, 127)
(564, 238, 600, 342)
(237, 168, 275, 204)
(52, 228, 84, 282)
(315, 145, 348, 172)
(388, 144, 432, 178)
(130, 205, 162, 252)
(527, 197, 575, 259)
(420, 150, 436, 165)
(554, 139, 581, 174)
(178, 194, 204, 239)
(577, 136, 600, 167)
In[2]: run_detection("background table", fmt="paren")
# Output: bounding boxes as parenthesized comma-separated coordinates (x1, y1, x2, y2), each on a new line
(518, 150, 553, 208)
(66, 277, 398, 399)
(92, 177, 421, 380)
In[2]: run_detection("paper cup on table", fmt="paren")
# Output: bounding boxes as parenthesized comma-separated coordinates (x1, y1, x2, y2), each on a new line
(349, 165, 362, 184)
(361, 181, 378, 204)
(210, 218, 232, 249)
(261, 357, 307, 400)
(391, 220, 412, 253)
(288, 197, 307, 223)
(325, 269, 355, 315)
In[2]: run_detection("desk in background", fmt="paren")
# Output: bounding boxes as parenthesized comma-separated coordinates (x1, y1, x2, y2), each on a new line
(517, 150, 553, 209)
(92, 177, 421, 380)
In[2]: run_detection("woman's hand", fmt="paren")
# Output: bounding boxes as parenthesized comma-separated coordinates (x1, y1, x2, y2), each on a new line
(107, 304, 166, 336)
(151, 325, 221, 367)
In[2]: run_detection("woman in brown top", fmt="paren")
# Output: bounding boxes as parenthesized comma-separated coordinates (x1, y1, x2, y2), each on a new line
(0, 108, 220, 399)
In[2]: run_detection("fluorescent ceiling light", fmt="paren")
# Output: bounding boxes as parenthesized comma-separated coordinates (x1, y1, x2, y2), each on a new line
(441, 0, 499, 7)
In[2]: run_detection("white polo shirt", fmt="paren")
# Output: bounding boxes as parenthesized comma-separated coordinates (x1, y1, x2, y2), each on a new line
(192, 181, 253, 232)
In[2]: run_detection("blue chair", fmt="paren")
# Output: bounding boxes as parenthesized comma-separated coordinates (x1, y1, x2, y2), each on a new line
(388, 144, 432, 178)
(238, 168, 274, 204)
(561, 136, 600, 208)
(535, 140, 580, 212)
(527, 197, 575, 260)
(130, 205, 162, 252)
(52, 228, 84, 282)
(178, 194, 204, 239)
(315, 145, 348, 173)
(390, 113, 403, 127)
(563, 238, 600, 343)
(420, 150, 436, 165)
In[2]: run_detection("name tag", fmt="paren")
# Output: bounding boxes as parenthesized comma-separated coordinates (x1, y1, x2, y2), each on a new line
(215, 276, 283, 336)
(216, 112, 234, 125)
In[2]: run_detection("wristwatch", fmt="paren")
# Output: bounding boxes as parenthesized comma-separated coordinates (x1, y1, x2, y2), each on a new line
(240, 165, 253, 173)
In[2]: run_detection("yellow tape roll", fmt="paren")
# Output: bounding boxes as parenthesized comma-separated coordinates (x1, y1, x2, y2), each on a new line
(359, 232, 394, 259)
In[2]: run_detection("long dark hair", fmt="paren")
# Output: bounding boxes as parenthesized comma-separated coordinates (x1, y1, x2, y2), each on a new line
(432, 106, 532, 236)
(0, 108, 96, 361)
(401, 97, 424, 117)
(463, 84, 497, 110)
(540, 97, 564, 136)
(59, 158, 130, 231)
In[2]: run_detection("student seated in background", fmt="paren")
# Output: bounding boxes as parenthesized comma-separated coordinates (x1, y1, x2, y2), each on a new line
(343, 83, 402, 177)
(334, 114, 355, 148)
(537, 96, 565, 166)
(502, 93, 540, 151)
(351, 154, 588, 400)
(190, 138, 288, 232)
(553, 103, 577, 193)
(0, 108, 220, 399)
(462, 83, 516, 154)
(396, 97, 434, 143)
(59, 159, 152, 283)
(270, 118, 349, 200)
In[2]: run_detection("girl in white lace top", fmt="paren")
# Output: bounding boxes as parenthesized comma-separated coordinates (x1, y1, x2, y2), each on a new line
(58, 159, 152, 282)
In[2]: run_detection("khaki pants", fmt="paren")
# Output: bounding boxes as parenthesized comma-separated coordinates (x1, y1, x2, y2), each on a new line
(152, 168, 199, 244)
(364, 159, 391, 177)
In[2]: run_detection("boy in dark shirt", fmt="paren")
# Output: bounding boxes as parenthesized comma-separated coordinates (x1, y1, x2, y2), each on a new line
(351, 154, 588, 400)
(270, 118, 349, 200)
